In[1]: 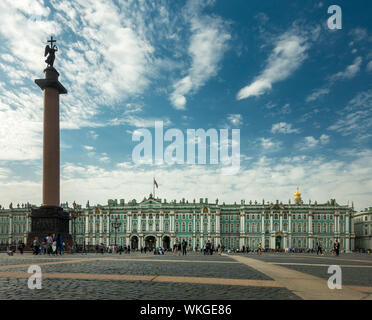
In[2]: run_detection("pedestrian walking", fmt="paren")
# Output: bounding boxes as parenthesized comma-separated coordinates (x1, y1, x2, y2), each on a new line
(182, 240, 187, 256)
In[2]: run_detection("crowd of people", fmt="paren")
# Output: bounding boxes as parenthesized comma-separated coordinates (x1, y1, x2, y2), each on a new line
(3, 237, 350, 257)
(31, 234, 65, 255)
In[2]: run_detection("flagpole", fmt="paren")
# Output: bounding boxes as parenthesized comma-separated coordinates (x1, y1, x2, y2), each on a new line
(153, 177, 155, 198)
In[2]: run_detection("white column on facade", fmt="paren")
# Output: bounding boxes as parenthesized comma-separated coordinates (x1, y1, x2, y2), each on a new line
(208, 213, 211, 234)
(160, 213, 164, 232)
(308, 212, 313, 249)
(127, 212, 131, 233)
(85, 212, 89, 245)
(8, 215, 13, 244)
(138, 213, 142, 233)
(270, 213, 273, 232)
(216, 213, 220, 233)
(261, 212, 265, 248)
(170, 212, 175, 233)
(146, 216, 149, 233)
(99, 213, 103, 243)
(336, 212, 340, 234)
(200, 212, 204, 242)
(279, 212, 283, 231)
(288, 213, 292, 248)
(346, 213, 350, 234)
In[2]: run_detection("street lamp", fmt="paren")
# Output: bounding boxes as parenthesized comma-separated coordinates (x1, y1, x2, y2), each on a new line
(111, 217, 121, 247)
(68, 201, 81, 251)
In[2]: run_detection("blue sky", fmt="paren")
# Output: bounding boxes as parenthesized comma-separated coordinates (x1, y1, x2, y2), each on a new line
(0, 0, 371, 210)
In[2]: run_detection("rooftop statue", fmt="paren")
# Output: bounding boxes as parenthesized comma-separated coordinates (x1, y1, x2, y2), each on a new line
(44, 36, 58, 67)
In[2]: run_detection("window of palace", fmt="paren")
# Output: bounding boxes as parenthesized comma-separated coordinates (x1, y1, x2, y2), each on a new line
(275, 214, 278, 220)
(211, 223, 215, 232)
(298, 215, 301, 220)
(330, 223, 333, 233)
(330, 215, 333, 220)
(176, 214, 179, 219)
(165, 222, 169, 232)
(204, 223, 208, 233)
(292, 223, 296, 232)
(142, 222, 146, 230)
(189, 222, 192, 231)
(293, 215, 295, 219)
(149, 214, 153, 219)
(182, 214, 185, 220)
(165, 214, 169, 219)
(340, 215, 344, 220)
(236, 223, 240, 232)
(182, 223, 186, 232)
(283, 223, 288, 231)
(197, 223, 200, 232)
(133, 214, 137, 219)
(252, 214, 255, 219)
(265, 214, 269, 219)
(175, 222, 179, 231)
(323, 223, 327, 233)
(340, 223, 344, 231)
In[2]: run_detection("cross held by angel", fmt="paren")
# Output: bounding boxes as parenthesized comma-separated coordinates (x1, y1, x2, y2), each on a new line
(45, 36, 58, 67)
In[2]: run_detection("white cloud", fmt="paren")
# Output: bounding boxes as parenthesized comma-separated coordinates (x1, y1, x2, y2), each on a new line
(83, 145, 94, 151)
(367, 61, 372, 72)
(259, 138, 281, 151)
(299, 134, 330, 150)
(331, 56, 362, 81)
(271, 122, 299, 134)
(4, 150, 372, 210)
(170, 4, 230, 110)
(329, 89, 372, 137)
(227, 114, 243, 127)
(306, 88, 330, 102)
(0, 0, 161, 161)
(237, 30, 309, 100)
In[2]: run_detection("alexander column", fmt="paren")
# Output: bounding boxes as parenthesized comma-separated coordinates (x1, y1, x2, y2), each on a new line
(28, 36, 72, 246)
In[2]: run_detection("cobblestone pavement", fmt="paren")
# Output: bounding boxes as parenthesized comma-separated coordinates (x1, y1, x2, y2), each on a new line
(0, 252, 371, 299)
(236, 253, 372, 287)
(0, 277, 299, 300)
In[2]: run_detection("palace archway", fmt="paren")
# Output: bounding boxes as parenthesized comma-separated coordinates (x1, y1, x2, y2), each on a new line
(163, 236, 170, 250)
(145, 235, 156, 250)
(131, 236, 138, 250)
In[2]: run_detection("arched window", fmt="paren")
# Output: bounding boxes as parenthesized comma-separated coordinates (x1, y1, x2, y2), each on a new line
(275, 214, 278, 220)
(189, 222, 192, 232)
(211, 223, 215, 232)
(247, 223, 250, 232)
(284, 213, 287, 219)
(298, 223, 302, 233)
(274, 223, 279, 232)
(182, 223, 186, 232)
(165, 214, 169, 219)
(330, 223, 333, 233)
(165, 222, 169, 232)
(317, 223, 321, 233)
(266, 214, 269, 220)
(292, 223, 296, 233)
(252, 223, 256, 232)
(283, 223, 288, 232)
(323, 223, 327, 234)
(156, 223, 159, 231)
(175, 222, 179, 232)
(257, 222, 261, 232)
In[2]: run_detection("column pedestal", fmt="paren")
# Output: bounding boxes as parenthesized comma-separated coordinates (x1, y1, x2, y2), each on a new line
(27, 206, 71, 246)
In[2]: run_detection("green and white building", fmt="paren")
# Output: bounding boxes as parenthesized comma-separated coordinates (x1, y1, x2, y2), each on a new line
(353, 207, 372, 251)
(0, 188, 356, 252)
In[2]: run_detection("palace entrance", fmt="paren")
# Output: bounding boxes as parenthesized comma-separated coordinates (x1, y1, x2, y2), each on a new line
(131, 236, 138, 250)
(163, 236, 170, 250)
(145, 236, 156, 250)
(275, 236, 282, 250)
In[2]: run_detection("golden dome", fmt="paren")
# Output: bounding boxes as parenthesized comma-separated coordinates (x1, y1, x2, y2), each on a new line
(294, 186, 301, 199)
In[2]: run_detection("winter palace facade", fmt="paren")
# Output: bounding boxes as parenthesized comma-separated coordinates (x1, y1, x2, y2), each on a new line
(0, 188, 356, 252)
